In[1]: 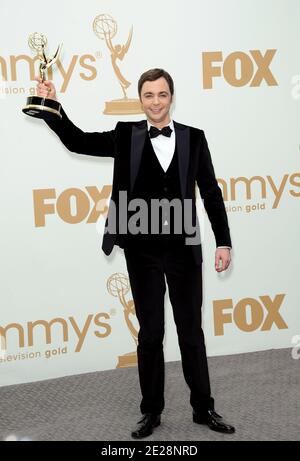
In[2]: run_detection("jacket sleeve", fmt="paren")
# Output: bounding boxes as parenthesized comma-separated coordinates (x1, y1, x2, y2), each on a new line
(196, 130, 232, 248)
(44, 106, 117, 158)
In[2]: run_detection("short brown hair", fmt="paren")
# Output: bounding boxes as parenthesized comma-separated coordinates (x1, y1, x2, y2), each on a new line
(138, 68, 174, 98)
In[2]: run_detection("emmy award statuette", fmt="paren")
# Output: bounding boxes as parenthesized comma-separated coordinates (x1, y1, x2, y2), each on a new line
(93, 14, 143, 115)
(22, 32, 62, 120)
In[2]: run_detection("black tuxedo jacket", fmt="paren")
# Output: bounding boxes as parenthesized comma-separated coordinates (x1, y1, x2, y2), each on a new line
(46, 108, 231, 264)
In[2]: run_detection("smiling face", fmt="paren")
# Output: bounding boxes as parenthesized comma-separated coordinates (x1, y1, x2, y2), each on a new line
(140, 77, 173, 128)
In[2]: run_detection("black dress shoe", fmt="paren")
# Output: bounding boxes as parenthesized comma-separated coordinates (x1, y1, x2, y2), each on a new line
(193, 409, 235, 434)
(131, 413, 161, 439)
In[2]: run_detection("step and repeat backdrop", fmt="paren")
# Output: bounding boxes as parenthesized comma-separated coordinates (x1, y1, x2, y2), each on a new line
(0, 0, 299, 386)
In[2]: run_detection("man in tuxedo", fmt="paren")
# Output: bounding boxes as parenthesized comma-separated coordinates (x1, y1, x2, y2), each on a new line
(36, 68, 235, 438)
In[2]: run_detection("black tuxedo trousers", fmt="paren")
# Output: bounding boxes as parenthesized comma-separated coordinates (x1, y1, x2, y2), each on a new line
(124, 239, 214, 415)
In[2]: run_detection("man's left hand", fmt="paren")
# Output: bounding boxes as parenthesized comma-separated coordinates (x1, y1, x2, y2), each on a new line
(215, 248, 231, 272)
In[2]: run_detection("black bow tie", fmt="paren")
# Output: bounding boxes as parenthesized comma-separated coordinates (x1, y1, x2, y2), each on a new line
(149, 125, 173, 138)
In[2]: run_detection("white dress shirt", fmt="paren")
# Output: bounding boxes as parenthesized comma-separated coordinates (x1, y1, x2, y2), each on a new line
(147, 120, 175, 172)
(146, 119, 231, 250)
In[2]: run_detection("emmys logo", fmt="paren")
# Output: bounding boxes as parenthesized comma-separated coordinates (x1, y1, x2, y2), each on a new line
(220, 172, 300, 212)
(213, 294, 288, 336)
(0, 51, 98, 93)
(1, 29, 97, 96)
(202, 49, 278, 89)
(107, 273, 138, 368)
(0, 312, 111, 353)
(93, 13, 143, 115)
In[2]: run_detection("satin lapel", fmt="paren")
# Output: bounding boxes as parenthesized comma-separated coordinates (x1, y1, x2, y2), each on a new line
(130, 121, 147, 195)
(174, 121, 190, 199)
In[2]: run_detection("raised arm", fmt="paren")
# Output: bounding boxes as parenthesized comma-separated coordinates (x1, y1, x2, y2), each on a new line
(35, 77, 117, 158)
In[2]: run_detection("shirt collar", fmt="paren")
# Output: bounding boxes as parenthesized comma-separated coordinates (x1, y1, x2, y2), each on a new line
(147, 119, 174, 132)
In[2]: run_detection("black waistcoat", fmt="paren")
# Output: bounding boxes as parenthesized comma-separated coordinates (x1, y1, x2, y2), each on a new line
(118, 134, 186, 247)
